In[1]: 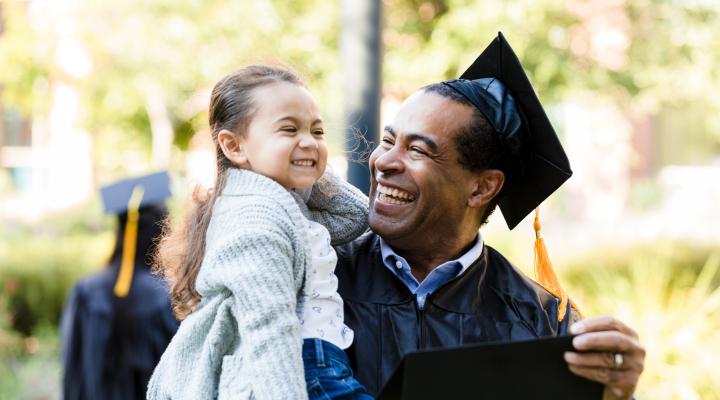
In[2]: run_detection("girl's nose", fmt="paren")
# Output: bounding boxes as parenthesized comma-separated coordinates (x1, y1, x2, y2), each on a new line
(299, 133, 319, 149)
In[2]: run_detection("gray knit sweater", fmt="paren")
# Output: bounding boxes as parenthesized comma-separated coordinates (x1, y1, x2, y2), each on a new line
(147, 168, 368, 400)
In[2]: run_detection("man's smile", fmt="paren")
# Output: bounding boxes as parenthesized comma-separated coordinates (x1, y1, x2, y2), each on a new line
(375, 183, 416, 205)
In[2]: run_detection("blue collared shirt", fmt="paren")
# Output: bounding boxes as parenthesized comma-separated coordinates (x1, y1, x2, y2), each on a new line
(379, 233, 484, 309)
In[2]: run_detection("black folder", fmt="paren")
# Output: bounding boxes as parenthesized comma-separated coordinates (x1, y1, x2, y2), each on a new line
(376, 335, 603, 400)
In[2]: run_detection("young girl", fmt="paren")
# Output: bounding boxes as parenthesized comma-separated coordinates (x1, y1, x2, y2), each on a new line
(147, 65, 372, 400)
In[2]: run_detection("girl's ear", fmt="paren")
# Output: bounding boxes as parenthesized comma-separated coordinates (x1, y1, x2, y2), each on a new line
(217, 129, 248, 167)
(468, 169, 505, 208)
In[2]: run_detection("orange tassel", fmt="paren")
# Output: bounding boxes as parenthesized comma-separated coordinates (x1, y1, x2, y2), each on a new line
(114, 185, 145, 298)
(533, 207, 580, 322)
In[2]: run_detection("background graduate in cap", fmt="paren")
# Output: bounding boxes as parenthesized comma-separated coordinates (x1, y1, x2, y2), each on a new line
(336, 32, 645, 399)
(60, 171, 179, 400)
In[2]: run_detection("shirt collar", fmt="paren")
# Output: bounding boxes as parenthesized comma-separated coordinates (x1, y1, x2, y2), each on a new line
(379, 232, 484, 282)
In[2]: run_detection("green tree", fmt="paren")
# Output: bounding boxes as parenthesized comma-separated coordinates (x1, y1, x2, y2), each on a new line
(1, 0, 343, 180)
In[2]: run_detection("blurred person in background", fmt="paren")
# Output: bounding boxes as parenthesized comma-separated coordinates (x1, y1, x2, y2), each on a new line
(60, 171, 179, 400)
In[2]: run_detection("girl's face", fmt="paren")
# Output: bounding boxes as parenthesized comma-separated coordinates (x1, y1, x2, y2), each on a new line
(240, 81, 328, 190)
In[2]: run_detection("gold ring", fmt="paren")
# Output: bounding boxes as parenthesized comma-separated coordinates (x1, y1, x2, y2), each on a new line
(613, 352, 624, 370)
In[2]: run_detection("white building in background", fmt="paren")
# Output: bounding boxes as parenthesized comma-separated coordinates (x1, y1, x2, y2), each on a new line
(562, 92, 633, 224)
(0, 9, 93, 221)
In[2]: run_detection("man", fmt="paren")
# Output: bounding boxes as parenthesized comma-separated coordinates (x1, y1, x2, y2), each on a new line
(336, 33, 644, 399)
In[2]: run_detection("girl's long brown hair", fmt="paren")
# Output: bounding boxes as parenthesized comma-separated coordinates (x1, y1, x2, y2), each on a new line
(154, 65, 304, 319)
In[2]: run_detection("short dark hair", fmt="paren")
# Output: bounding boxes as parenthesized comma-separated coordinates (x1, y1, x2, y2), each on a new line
(422, 83, 504, 225)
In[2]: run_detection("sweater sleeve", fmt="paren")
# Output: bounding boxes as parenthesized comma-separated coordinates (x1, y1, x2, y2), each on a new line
(200, 205, 308, 400)
(304, 170, 369, 245)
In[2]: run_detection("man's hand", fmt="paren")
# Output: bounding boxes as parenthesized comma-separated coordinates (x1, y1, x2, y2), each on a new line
(564, 316, 645, 400)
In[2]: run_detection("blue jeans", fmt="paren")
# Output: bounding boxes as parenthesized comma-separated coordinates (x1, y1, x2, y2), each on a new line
(303, 338, 373, 400)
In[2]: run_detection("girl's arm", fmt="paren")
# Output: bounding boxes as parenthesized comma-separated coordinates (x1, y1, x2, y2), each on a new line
(300, 170, 369, 245)
(199, 204, 308, 400)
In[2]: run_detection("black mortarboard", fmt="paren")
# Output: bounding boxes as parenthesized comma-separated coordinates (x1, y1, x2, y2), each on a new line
(100, 171, 171, 298)
(443, 32, 572, 230)
(100, 171, 171, 215)
(377, 335, 602, 400)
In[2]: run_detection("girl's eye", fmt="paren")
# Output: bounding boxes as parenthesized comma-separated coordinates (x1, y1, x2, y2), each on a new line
(312, 129, 325, 136)
(281, 127, 297, 133)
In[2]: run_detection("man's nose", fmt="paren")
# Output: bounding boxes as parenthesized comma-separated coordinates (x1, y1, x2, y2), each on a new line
(372, 146, 404, 174)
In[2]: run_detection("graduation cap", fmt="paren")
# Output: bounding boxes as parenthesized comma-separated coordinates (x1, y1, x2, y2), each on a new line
(443, 31, 572, 230)
(100, 171, 171, 215)
(100, 171, 171, 297)
(443, 33, 577, 322)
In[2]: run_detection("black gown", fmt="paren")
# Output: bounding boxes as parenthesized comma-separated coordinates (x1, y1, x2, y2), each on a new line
(60, 264, 179, 400)
(335, 233, 577, 396)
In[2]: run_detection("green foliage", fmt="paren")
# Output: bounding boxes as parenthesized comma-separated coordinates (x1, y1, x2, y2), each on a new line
(0, 293, 23, 362)
(172, 115, 197, 151)
(1, 0, 344, 178)
(384, 0, 582, 100)
(0, 207, 110, 397)
(562, 244, 720, 400)
(0, 2, 54, 115)
(0, 324, 61, 400)
(3, 0, 720, 168)
(384, 0, 720, 111)
(0, 206, 113, 336)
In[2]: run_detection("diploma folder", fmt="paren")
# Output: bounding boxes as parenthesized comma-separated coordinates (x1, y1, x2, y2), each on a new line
(376, 335, 603, 400)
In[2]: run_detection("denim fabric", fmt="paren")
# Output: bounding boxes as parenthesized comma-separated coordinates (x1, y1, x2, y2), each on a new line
(303, 338, 373, 400)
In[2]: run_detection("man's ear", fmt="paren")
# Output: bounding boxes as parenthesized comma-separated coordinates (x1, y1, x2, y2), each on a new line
(468, 169, 505, 208)
(217, 129, 248, 167)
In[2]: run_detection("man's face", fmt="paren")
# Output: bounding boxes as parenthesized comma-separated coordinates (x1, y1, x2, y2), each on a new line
(368, 91, 480, 246)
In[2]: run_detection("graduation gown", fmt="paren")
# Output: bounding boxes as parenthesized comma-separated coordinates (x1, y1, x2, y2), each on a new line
(60, 265, 179, 400)
(335, 233, 576, 396)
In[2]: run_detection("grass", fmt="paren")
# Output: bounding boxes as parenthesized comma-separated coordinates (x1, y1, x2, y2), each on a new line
(1, 208, 111, 399)
(0, 324, 61, 400)
(562, 245, 720, 400)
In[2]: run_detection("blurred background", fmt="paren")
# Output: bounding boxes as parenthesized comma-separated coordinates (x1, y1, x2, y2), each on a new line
(0, 0, 718, 399)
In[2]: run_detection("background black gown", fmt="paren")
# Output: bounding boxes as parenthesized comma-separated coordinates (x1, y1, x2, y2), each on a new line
(60, 203, 179, 400)
(60, 263, 179, 400)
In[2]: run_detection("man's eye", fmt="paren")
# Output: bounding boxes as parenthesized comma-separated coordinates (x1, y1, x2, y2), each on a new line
(410, 146, 427, 155)
(381, 137, 394, 145)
